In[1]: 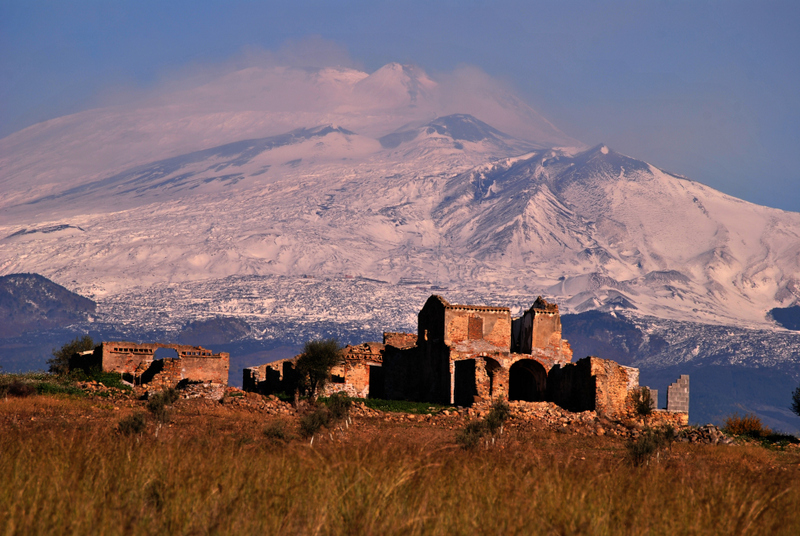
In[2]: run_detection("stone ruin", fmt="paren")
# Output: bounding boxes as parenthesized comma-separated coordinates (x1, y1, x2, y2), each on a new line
(244, 295, 689, 423)
(70, 341, 230, 398)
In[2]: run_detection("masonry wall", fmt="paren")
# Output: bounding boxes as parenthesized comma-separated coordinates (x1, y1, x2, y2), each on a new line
(511, 297, 569, 360)
(418, 296, 448, 344)
(180, 353, 229, 384)
(443, 307, 511, 349)
(101, 342, 157, 375)
(546, 358, 597, 413)
(667, 375, 690, 413)
(383, 332, 417, 349)
(96, 341, 229, 388)
(591, 359, 639, 418)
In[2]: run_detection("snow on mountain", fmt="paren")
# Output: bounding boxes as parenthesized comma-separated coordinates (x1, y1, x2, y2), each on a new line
(432, 144, 800, 325)
(0, 60, 798, 331)
(1, 109, 798, 330)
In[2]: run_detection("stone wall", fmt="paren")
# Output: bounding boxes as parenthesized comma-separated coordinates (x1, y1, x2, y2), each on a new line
(180, 354, 229, 384)
(648, 408, 690, 427)
(546, 357, 638, 418)
(591, 358, 638, 418)
(444, 306, 511, 348)
(511, 297, 570, 361)
(383, 332, 417, 349)
(667, 375, 690, 413)
(244, 342, 386, 399)
(93, 341, 229, 389)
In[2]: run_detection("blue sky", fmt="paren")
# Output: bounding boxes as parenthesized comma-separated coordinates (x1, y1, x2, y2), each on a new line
(2, 0, 799, 211)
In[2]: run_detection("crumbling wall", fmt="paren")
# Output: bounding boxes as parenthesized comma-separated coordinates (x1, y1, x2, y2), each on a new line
(667, 375, 690, 413)
(101, 343, 157, 375)
(592, 359, 638, 418)
(144, 358, 183, 390)
(547, 358, 596, 412)
(648, 409, 689, 427)
(418, 296, 448, 344)
(244, 342, 386, 399)
(444, 306, 511, 348)
(96, 341, 229, 388)
(181, 354, 229, 384)
(511, 297, 571, 363)
(243, 359, 297, 395)
(545, 357, 637, 418)
(384, 332, 417, 349)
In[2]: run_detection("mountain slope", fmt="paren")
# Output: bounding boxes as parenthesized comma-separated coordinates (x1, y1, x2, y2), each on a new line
(432, 145, 800, 324)
(0, 273, 96, 338)
(1, 129, 798, 328)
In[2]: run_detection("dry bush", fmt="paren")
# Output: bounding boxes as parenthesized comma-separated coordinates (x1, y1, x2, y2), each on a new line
(117, 412, 147, 436)
(724, 413, 772, 438)
(1, 380, 36, 398)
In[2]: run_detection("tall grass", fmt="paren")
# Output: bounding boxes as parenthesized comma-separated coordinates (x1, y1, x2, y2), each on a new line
(1, 397, 798, 535)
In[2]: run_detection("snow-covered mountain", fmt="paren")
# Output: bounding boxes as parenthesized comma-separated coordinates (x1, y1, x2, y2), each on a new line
(1, 61, 799, 329)
(1, 113, 798, 329)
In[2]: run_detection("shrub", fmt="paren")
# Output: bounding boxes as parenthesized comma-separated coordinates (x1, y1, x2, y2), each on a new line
(146, 389, 180, 423)
(456, 421, 487, 450)
(48, 335, 95, 375)
(723, 413, 772, 438)
(485, 398, 511, 435)
(325, 391, 353, 423)
(118, 413, 147, 435)
(3, 381, 36, 398)
(792, 384, 800, 418)
(626, 426, 675, 466)
(454, 398, 512, 450)
(299, 407, 331, 440)
(70, 368, 132, 391)
(35, 382, 83, 396)
(263, 421, 291, 445)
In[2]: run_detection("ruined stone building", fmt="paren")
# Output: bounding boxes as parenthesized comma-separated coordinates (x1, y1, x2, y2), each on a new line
(244, 295, 689, 422)
(71, 342, 230, 391)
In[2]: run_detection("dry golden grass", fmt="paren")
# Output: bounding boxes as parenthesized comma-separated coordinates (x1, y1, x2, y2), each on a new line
(1, 395, 799, 535)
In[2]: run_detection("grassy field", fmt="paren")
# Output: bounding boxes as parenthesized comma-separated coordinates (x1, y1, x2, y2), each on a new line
(1, 394, 799, 535)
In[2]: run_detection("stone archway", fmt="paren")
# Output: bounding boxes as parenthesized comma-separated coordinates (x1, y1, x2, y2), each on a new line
(508, 359, 547, 402)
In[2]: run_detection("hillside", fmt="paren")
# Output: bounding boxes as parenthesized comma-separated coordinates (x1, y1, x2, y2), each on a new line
(0, 273, 95, 338)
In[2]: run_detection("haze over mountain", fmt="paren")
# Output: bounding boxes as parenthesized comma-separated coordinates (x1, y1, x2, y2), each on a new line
(0, 63, 576, 212)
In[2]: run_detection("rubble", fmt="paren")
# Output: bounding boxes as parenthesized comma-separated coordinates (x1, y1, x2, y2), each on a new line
(677, 424, 735, 445)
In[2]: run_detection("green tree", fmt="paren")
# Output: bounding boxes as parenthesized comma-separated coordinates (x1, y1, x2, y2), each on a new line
(295, 339, 343, 402)
(791, 384, 800, 417)
(47, 335, 95, 375)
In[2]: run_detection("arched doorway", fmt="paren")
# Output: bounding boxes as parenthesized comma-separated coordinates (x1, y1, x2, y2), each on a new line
(508, 359, 547, 402)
